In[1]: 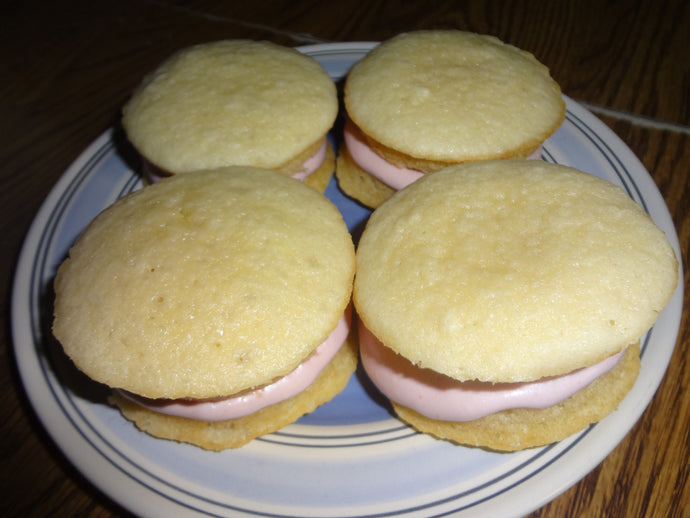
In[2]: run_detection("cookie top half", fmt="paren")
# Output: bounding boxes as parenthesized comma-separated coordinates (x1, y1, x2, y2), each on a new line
(345, 31, 565, 163)
(122, 40, 337, 174)
(53, 167, 355, 399)
(354, 160, 677, 383)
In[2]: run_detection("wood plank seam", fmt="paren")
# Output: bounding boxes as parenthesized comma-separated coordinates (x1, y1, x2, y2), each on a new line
(579, 102, 690, 135)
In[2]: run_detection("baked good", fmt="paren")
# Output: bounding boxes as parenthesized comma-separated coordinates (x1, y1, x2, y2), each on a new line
(354, 160, 678, 450)
(337, 30, 565, 207)
(122, 40, 338, 191)
(53, 167, 356, 450)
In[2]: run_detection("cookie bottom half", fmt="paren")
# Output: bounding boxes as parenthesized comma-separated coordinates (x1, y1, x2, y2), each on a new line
(111, 329, 358, 451)
(393, 343, 640, 451)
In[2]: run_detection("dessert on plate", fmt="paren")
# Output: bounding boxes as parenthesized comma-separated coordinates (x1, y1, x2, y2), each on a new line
(337, 30, 565, 207)
(122, 40, 338, 191)
(53, 167, 357, 450)
(354, 160, 678, 450)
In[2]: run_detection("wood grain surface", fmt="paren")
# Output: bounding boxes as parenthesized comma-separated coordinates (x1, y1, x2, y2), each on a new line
(2, 1, 688, 517)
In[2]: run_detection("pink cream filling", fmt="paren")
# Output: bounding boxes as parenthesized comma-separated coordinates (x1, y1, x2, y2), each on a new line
(359, 321, 624, 422)
(343, 119, 424, 190)
(144, 138, 328, 184)
(291, 138, 328, 180)
(344, 119, 543, 191)
(118, 306, 351, 422)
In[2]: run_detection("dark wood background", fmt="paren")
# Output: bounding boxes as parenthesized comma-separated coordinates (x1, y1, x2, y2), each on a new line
(2, 1, 688, 516)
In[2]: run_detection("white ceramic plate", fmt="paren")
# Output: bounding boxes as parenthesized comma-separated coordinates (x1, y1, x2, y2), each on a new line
(12, 42, 683, 518)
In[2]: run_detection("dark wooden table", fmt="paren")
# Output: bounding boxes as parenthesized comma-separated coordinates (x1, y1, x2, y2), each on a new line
(2, 1, 688, 516)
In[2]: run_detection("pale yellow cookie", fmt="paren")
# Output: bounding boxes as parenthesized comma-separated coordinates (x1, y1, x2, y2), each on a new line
(54, 167, 355, 400)
(345, 30, 565, 165)
(355, 160, 678, 383)
(122, 40, 337, 177)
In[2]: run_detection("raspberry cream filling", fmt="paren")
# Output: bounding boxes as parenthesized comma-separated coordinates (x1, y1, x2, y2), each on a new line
(344, 119, 543, 191)
(144, 137, 328, 183)
(359, 321, 624, 422)
(291, 138, 328, 180)
(343, 119, 424, 190)
(118, 306, 351, 422)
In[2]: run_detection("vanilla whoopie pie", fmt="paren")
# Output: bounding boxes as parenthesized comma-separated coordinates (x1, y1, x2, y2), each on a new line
(53, 167, 356, 450)
(122, 40, 338, 191)
(337, 30, 566, 207)
(354, 160, 678, 451)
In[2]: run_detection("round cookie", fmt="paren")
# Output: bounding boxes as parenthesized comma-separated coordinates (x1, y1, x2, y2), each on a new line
(122, 40, 338, 189)
(53, 167, 356, 448)
(338, 30, 565, 206)
(354, 160, 678, 449)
